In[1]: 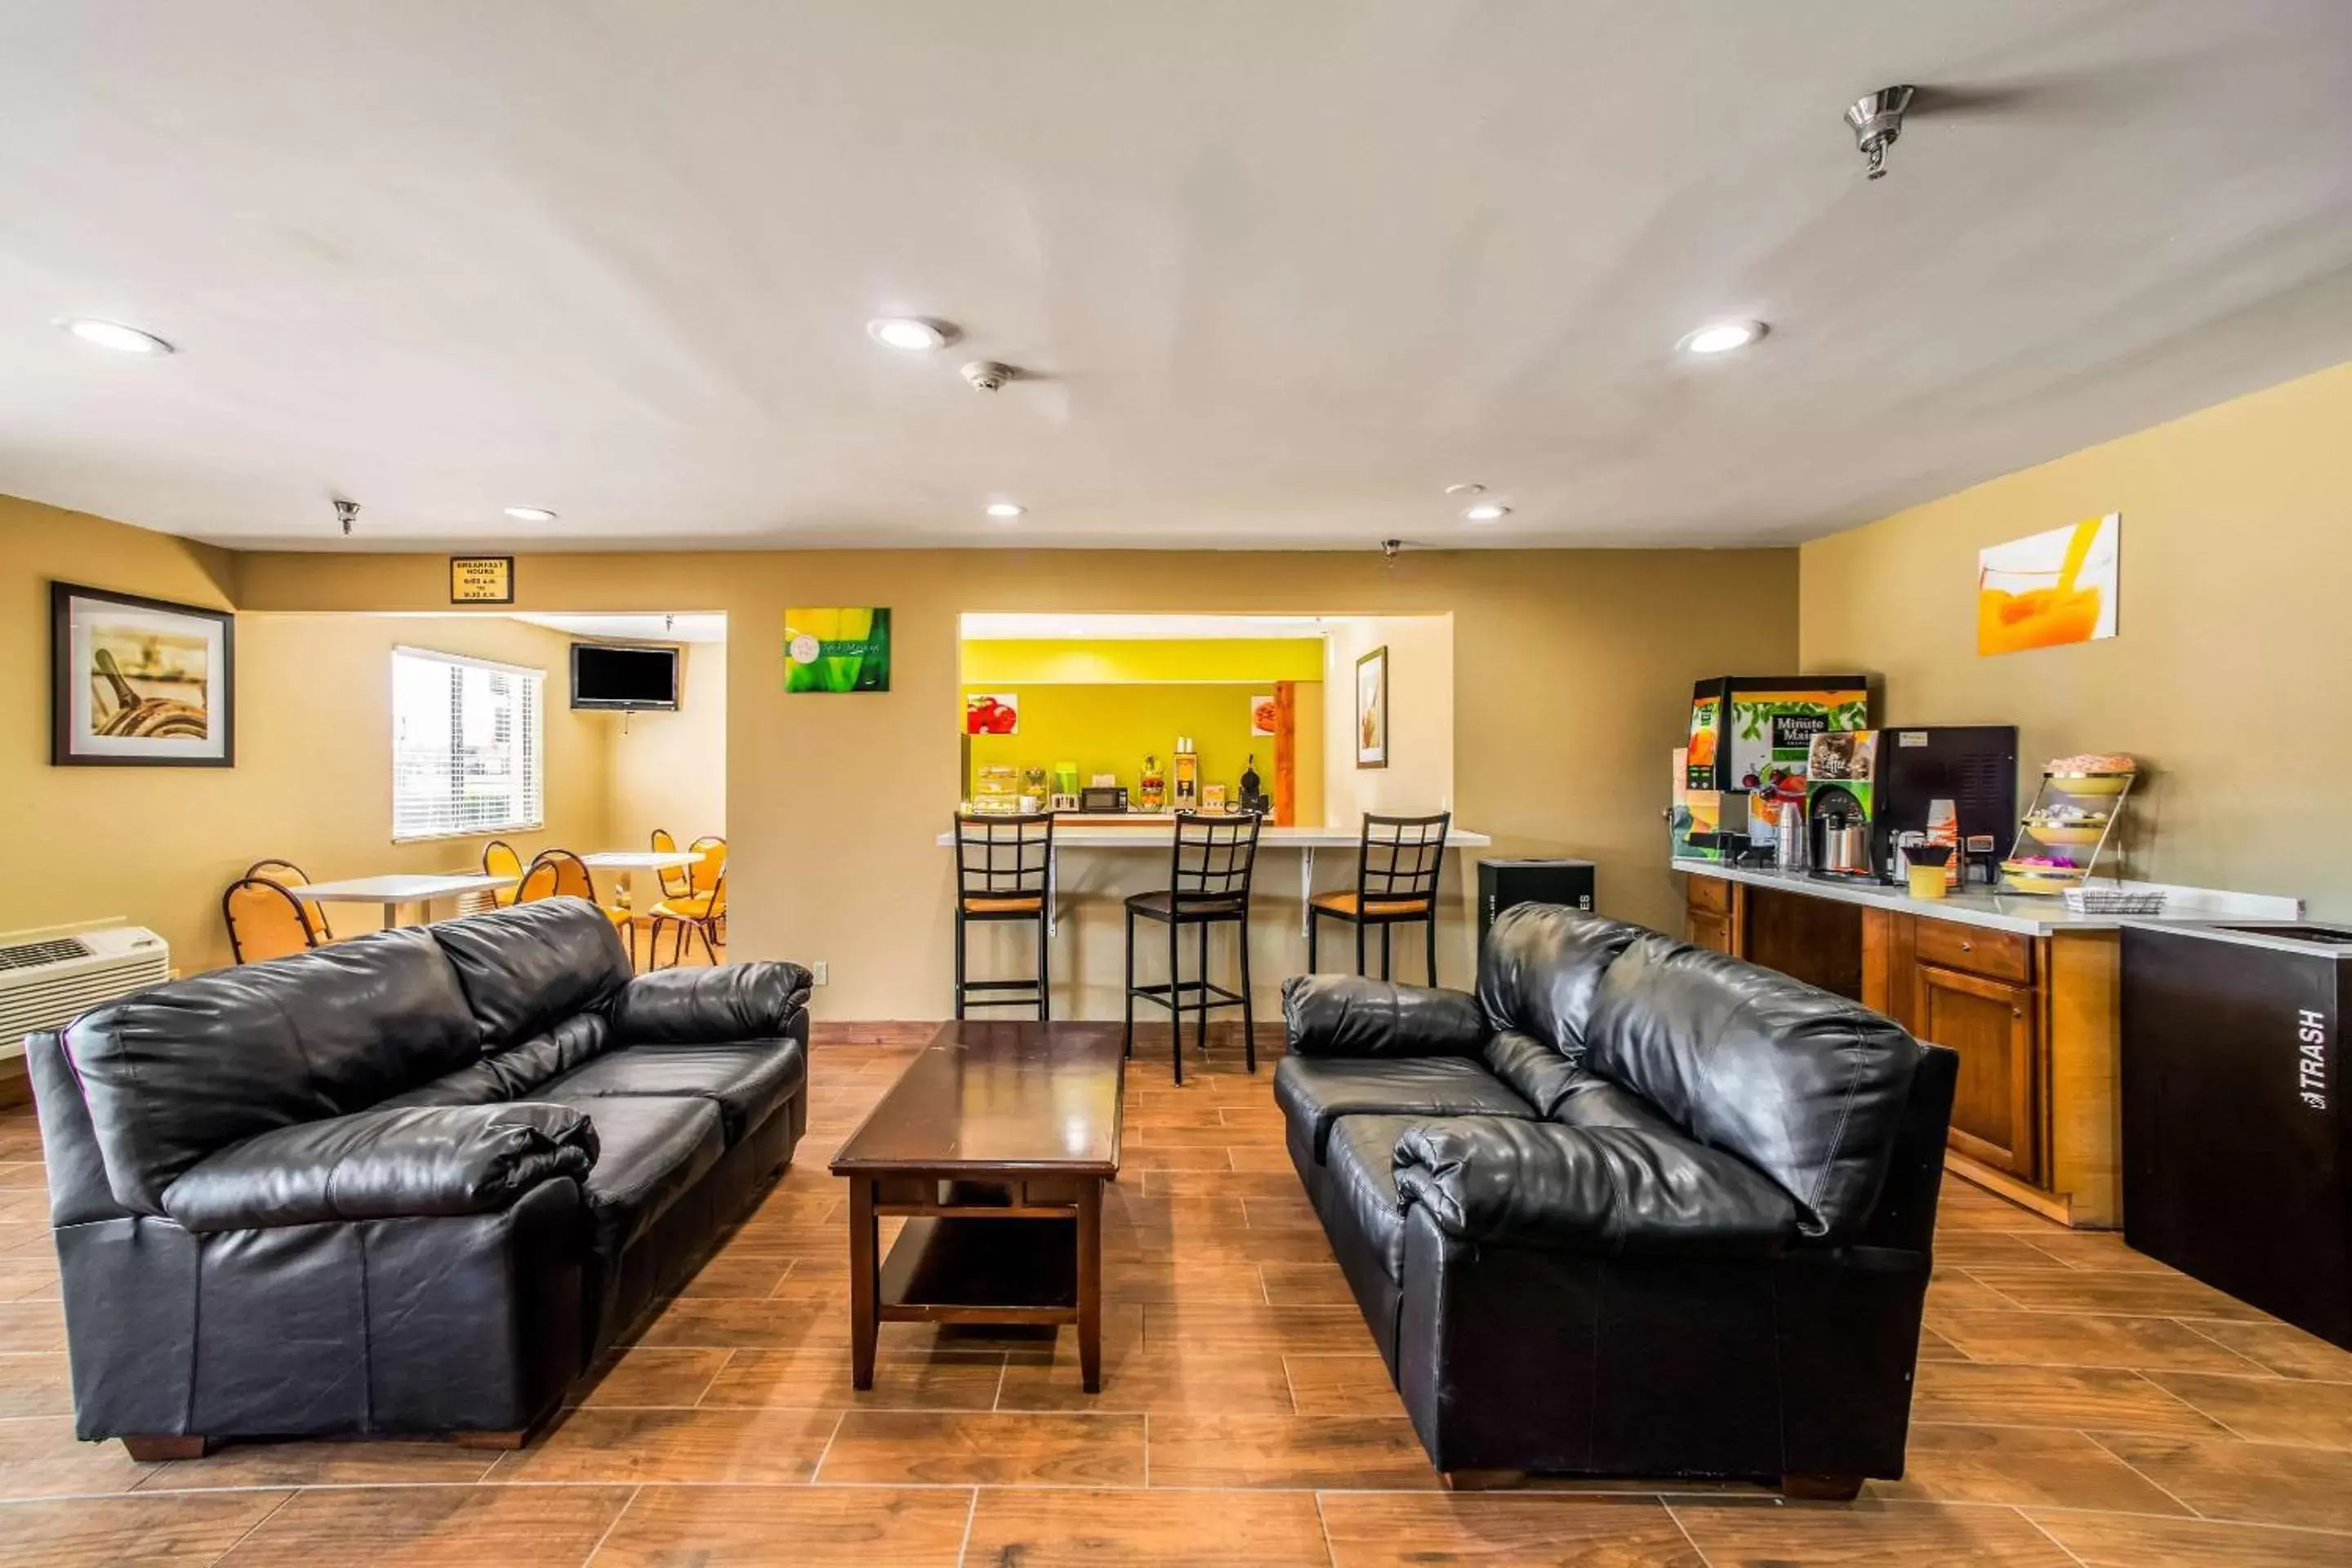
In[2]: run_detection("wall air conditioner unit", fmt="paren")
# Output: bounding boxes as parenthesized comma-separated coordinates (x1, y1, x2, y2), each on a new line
(0, 921, 172, 1061)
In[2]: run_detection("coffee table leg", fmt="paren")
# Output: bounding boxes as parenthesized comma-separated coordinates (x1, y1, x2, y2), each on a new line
(1077, 1178, 1102, 1392)
(849, 1176, 878, 1390)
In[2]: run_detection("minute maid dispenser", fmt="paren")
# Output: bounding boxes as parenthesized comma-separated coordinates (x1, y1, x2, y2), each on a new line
(1677, 676, 1869, 862)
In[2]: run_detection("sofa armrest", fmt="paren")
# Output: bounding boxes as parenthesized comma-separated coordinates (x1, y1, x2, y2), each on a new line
(612, 962, 813, 1045)
(1281, 975, 1486, 1058)
(1392, 1118, 1798, 1258)
(163, 1103, 598, 1232)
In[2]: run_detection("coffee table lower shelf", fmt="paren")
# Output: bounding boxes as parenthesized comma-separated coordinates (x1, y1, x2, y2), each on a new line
(843, 1174, 1107, 1392)
(877, 1215, 1080, 1325)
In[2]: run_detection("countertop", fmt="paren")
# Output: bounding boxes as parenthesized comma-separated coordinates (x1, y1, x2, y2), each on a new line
(1674, 858, 2298, 936)
(938, 822, 1493, 849)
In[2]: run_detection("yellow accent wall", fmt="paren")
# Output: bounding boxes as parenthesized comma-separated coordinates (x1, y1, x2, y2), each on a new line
(962, 681, 1321, 822)
(960, 638, 1325, 684)
(1801, 356, 2352, 916)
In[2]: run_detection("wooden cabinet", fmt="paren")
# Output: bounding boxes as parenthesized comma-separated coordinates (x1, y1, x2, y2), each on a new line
(1913, 961, 2037, 1178)
(1678, 869, 2122, 1228)
(1686, 906, 1734, 953)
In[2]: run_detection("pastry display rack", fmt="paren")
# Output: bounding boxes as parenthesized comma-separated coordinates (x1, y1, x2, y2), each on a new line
(2003, 768, 2137, 896)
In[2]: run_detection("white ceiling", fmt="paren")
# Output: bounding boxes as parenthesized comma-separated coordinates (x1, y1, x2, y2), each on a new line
(4, 2, 2350, 552)
(511, 612, 726, 644)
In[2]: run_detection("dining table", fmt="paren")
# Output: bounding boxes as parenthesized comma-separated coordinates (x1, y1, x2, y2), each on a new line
(292, 871, 518, 929)
(578, 849, 704, 913)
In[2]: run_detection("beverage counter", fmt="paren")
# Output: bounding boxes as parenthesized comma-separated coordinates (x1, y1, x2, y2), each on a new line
(1677, 858, 2296, 1228)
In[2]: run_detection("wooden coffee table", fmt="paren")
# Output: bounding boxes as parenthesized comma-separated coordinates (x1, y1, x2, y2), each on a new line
(830, 1021, 1125, 1392)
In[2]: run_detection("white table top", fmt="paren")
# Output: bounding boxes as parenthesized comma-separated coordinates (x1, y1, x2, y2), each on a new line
(298, 872, 517, 902)
(1674, 858, 2299, 936)
(579, 851, 705, 869)
(937, 823, 1492, 849)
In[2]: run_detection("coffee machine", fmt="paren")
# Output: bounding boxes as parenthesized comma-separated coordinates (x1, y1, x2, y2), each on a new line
(1806, 726, 2018, 884)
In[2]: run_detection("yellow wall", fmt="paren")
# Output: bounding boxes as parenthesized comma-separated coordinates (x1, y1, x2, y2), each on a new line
(235, 546, 1800, 1017)
(1801, 357, 2352, 915)
(1323, 615, 1455, 822)
(960, 638, 1324, 685)
(605, 639, 728, 851)
(961, 637, 1326, 822)
(963, 683, 1316, 822)
(3, 492, 736, 973)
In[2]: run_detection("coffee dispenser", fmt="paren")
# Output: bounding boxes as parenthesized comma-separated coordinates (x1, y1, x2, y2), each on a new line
(1806, 727, 2019, 885)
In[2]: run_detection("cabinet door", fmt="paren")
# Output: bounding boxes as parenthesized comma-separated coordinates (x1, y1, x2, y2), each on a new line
(1686, 907, 1733, 954)
(1913, 961, 2038, 1178)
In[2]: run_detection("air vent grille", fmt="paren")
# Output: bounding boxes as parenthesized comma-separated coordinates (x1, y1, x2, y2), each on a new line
(0, 939, 90, 972)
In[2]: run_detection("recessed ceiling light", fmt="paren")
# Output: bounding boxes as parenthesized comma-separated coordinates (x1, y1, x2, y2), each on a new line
(1445, 482, 1486, 497)
(867, 317, 954, 351)
(985, 501, 1026, 519)
(61, 318, 174, 354)
(1678, 319, 1766, 355)
(503, 506, 559, 523)
(1463, 503, 1511, 522)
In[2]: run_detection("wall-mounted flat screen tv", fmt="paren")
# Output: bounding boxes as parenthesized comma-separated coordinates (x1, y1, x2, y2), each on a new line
(571, 643, 679, 710)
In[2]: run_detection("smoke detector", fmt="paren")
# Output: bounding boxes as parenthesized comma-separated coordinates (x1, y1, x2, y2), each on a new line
(1844, 86, 1915, 180)
(961, 359, 1018, 392)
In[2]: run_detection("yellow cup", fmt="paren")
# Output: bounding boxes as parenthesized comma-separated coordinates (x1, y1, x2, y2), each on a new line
(1906, 862, 1949, 900)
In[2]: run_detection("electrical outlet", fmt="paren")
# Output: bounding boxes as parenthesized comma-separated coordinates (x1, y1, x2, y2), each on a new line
(812, 961, 828, 986)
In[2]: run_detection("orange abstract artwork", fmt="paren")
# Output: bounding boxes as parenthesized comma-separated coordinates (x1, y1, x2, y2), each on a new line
(1976, 514, 2119, 657)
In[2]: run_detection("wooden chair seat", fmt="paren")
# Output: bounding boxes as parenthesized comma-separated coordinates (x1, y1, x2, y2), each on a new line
(963, 893, 1045, 915)
(1310, 889, 1433, 919)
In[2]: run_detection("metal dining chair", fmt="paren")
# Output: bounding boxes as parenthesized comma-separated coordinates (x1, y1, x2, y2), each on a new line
(1308, 810, 1451, 985)
(951, 812, 1054, 1018)
(1124, 811, 1263, 1085)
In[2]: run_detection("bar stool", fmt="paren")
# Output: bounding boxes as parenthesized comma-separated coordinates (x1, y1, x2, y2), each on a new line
(1125, 811, 1262, 1085)
(952, 812, 1054, 1019)
(1307, 810, 1451, 984)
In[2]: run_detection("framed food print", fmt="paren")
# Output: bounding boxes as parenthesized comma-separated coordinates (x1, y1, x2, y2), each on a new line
(51, 582, 236, 766)
(1355, 645, 1388, 769)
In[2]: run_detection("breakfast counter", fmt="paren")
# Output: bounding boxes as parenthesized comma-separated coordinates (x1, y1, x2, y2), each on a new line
(1674, 857, 2296, 1229)
(1676, 859, 2296, 936)
(939, 818, 1492, 938)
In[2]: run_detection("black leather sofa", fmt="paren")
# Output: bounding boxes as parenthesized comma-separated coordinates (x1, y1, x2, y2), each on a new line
(26, 898, 810, 1458)
(1277, 905, 1957, 1494)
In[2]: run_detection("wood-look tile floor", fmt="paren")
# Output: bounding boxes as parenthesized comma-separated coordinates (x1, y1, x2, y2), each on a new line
(4, 1022, 2351, 1564)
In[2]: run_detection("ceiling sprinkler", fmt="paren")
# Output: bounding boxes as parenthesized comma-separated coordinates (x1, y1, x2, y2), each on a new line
(332, 497, 360, 536)
(1844, 86, 1915, 180)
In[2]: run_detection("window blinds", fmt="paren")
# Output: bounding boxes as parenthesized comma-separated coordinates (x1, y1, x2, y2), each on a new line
(390, 648, 546, 842)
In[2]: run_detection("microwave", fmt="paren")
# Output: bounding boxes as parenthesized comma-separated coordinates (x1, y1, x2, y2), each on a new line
(1079, 786, 1128, 813)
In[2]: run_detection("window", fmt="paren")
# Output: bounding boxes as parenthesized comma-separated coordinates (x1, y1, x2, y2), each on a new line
(391, 648, 545, 841)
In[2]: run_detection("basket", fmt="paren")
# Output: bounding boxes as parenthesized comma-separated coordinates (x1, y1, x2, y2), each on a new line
(2064, 886, 2167, 915)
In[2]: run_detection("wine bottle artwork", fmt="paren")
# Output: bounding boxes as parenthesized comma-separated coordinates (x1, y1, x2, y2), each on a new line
(784, 607, 893, 693)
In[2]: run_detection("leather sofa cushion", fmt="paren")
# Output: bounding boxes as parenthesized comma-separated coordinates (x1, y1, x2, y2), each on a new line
(548, 1094, 724, 1259)
(1481, 1030, 1584, 1119)
(1274, 1056, 1535, 1165)
(612, 964, 813, 1046)
(1322, 1115, 1417, 1283)
(1477, 906, 1646, 1065)
(1393, 1117, 1801, 1257)
(1550, 1075, 1683, 1138)
(61, 929, 477, 1214)
(1283, 976, 1486, 1058)
(540, 1041, 808, 1143)
(483, 1014, 610, 1098)
(429, 901, 633, 1049)
(1584, 933, 1924, 1241)
(163, 1103, 597, 1232)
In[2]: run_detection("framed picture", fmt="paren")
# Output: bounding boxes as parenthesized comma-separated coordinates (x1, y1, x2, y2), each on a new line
(1977, 514, 2120, 657)
(1250, 693, 1277, 737)
(51, 581, 235, 766)
(964, 691, 1019, 735)
(1355, 645, 1388, 769)
(784, 607, 892, 692)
